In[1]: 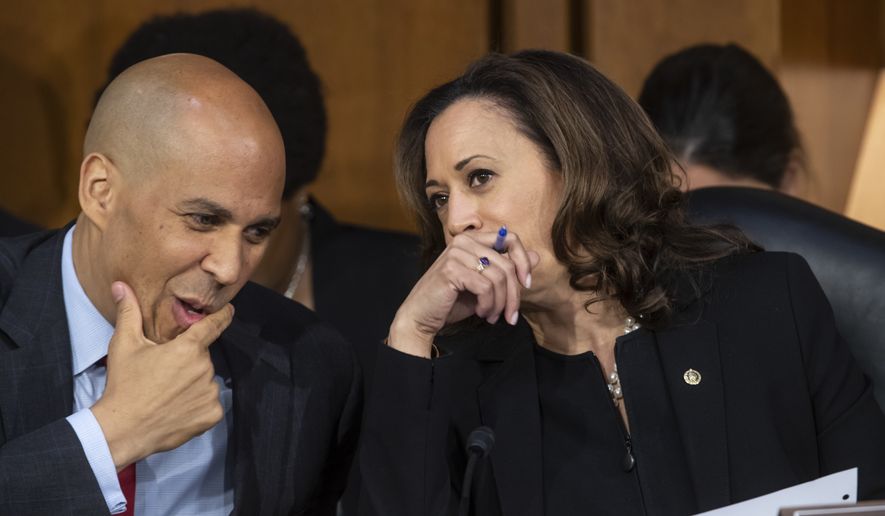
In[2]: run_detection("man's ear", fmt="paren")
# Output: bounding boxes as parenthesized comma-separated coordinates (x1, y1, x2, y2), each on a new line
(79, 153, 117, 231)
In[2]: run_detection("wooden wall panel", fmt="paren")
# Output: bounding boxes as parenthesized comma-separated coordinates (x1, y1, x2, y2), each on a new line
(585, 0, 780, 98)
(780, 0, 882, 213)
(3, 0, 882, 230)
(0, 0, 488, 232)
(500, 0, 571, 52)
(846, 70, 885, 230)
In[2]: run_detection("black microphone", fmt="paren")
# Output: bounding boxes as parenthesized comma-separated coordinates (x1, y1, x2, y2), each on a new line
(459, 426, 496, 516)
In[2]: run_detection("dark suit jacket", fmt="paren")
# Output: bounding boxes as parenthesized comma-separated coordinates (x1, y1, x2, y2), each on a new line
(0, 229, 361, 515)
(310, 200, 421, 378)
(0, 208, 39, 237)
(358, 252, 885, 515)
(308, 201, 422, 515)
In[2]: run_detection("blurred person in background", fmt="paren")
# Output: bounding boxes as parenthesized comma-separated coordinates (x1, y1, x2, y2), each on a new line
(638, 43, 803, 194)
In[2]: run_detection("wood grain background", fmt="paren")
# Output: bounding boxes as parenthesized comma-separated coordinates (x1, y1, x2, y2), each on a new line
(1, 0, 881, 232)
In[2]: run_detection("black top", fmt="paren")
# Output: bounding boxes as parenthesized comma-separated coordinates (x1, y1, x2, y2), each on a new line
(534, 345, 644, 515)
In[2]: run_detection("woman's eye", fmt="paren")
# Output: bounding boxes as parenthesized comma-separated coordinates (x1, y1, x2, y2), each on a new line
(428, 193, 448, 211)
(468, 169, 494, 187)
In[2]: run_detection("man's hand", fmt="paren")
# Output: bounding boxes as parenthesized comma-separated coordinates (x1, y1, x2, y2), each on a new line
(91, 281, 233, 471)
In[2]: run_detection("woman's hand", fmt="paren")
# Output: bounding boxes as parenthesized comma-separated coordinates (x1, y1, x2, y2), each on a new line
(388, 230, 539, 357)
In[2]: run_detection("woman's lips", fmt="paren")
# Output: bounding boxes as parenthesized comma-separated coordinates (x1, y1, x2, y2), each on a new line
(172, 297, 208, 329)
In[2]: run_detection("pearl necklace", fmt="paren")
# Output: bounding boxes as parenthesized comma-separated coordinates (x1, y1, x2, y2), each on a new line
(606, 316, 641, 407)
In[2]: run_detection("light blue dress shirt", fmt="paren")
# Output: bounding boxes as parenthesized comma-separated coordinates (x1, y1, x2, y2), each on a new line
(61, 226, 234, 515)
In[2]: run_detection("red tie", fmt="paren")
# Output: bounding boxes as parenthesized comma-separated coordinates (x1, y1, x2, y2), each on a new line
(97, 357, 137, 515)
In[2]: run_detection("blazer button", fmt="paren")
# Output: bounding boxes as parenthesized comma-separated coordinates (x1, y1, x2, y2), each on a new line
(683, 369, 701, 385)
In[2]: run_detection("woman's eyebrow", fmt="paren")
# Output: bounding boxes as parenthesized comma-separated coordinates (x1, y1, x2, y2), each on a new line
(454, 154, 495, 171)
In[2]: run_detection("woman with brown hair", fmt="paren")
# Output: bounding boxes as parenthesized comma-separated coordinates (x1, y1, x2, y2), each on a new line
(356, 50, 885, 515)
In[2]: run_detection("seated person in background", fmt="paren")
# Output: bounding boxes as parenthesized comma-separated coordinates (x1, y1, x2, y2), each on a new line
(0, 54, 359, 515)
(0, 208, 39, 237)
(640, 43, 885, 412)
(358, 50, 885, 515)
(638, 43, 802, 194)
(100, 9, 421, 369)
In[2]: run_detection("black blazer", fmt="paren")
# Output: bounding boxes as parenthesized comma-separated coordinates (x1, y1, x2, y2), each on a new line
(358, 252, 885, 515)
(0, 229, 361, 516)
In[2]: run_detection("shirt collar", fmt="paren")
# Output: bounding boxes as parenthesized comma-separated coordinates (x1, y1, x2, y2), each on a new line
(61, 225, 114, 375)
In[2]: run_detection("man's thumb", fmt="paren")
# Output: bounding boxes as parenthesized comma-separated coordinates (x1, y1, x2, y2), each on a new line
(111, 281, 142, 332)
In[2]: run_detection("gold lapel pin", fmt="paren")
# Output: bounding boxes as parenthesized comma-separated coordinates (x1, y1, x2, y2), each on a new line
(683, 368, 701, 385)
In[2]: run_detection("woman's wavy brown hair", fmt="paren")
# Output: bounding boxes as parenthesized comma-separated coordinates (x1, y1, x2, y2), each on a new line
(395, 50, 759, 329)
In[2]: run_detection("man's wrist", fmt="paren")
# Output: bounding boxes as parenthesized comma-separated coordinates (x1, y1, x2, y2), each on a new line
(66, 409, 128, 513)
(91, 399, 146, 471)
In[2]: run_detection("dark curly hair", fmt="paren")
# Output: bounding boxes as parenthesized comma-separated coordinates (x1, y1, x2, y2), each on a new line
(638, 43, 802, 189)
(98, 8, 326, 199)
(395, 50, 759, 329)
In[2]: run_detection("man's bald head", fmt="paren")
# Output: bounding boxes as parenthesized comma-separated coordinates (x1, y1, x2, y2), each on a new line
(75, 53, 286, 343)
(84, 53, 284, 184)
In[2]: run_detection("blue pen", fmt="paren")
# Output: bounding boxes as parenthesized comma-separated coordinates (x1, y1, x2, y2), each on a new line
(493, 226, 508, 253)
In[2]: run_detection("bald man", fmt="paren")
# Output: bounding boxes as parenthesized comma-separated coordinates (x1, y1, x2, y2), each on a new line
(0, 54, 360, 515)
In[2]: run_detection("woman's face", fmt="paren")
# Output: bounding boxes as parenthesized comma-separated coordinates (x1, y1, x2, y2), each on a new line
(424, 98, 566, 300)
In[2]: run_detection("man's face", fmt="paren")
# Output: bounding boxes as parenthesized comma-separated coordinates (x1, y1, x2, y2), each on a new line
(102, 124, 284, 343)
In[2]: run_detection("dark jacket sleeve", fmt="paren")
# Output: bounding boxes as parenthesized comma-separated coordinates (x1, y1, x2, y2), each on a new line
(785, 253, 885, 498)
(308, 334, 364, 516)
(359, 344, 461, 516)
(0, 418, 108, 515)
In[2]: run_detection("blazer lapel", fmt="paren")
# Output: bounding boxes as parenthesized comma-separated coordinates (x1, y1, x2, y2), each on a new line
(222, 320, 311, 516)
(0, 230, 73, 439)
(475, 322, 544, 516)
(656, 318, 731, 511)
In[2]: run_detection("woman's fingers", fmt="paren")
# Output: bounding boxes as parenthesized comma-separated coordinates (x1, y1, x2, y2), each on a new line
(497, 231, 534, 290)
(445, 247, 503, 322)
(453, 231, 534, 289)
(449, 235, 524, 325)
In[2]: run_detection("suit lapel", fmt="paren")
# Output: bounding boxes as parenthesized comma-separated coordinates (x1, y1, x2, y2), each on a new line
(222, 320, 311, 516)
(0, 230, 73, 439)
(475, 322, 544, 516)
(656, 318, 731, 511)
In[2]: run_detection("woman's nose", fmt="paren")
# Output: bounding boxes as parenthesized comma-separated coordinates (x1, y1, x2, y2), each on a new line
(445, 194, 483, 237)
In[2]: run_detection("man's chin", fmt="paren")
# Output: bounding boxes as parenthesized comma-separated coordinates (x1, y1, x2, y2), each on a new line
(146, 323, 185, 344)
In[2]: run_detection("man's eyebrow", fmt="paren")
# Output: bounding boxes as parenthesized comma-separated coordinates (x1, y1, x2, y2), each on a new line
(181, 198, 282, 229)
(179, 198, 234, 221)
(425, 154, 496, 189)
(251, 216, 282, 230)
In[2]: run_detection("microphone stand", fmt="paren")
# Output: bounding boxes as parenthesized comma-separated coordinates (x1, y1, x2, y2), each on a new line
(458, 426, 495, 516)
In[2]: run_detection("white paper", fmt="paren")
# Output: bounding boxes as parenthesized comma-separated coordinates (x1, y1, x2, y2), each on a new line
(694, 468, 857, 516)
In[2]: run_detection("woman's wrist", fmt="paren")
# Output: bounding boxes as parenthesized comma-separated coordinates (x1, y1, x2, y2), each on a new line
(387, 316, 437, 358)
